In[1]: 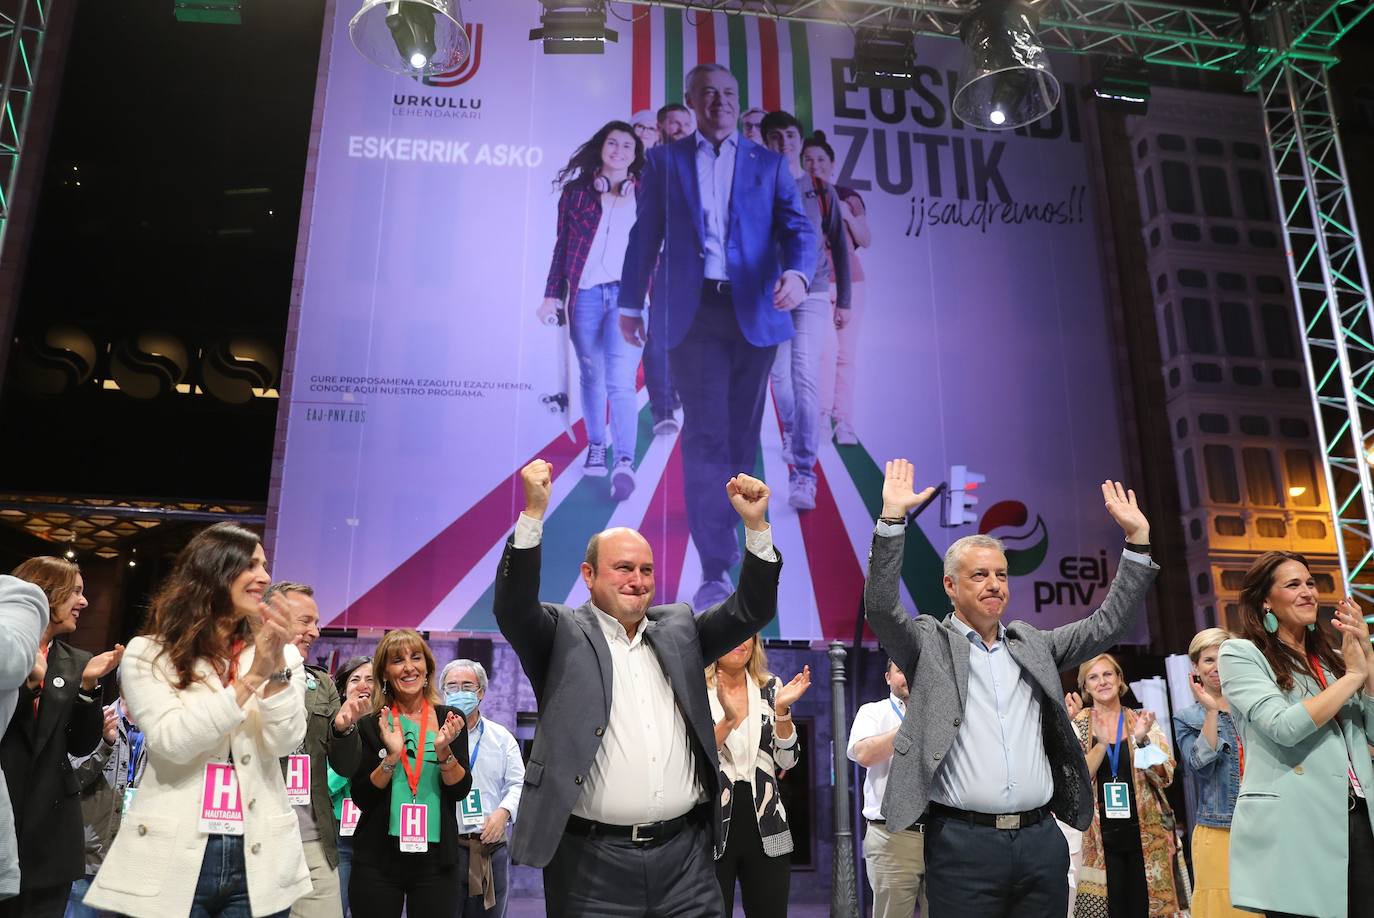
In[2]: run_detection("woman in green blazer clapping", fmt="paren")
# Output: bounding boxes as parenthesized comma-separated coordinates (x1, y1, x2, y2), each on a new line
(1219, 550, 1374, 918)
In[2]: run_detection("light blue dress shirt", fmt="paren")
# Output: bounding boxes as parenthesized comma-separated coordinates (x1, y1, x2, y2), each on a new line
(694, 130, 737, 281)
(929, 614, 1055, 814)
(464, 716, 525, 824)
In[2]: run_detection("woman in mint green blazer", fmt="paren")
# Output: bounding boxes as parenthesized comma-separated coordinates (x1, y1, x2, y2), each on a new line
(1218, 550, 1374, 918)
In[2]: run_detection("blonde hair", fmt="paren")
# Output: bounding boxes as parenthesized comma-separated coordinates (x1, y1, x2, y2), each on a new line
(1188, 628, 1232, 664)
(371, 628, 442, 713)
(1077, 652, 1128, 698)
(705, 635, 772, 689)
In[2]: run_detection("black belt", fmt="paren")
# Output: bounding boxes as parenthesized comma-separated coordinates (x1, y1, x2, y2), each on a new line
(929, 802, 1052, 830)
(565, 805, 705, 846)
(703, 279, 732, 297)
(866, 817, 925, 834)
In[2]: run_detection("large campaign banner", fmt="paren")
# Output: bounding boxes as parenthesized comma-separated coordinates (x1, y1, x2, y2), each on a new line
(274, 0, 1143, 643)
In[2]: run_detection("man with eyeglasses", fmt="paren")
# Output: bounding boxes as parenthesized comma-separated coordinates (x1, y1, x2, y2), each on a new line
(439, 659, 524, 918)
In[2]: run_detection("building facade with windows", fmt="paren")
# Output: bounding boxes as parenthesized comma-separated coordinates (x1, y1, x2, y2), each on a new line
(1130, 87, 1339, 633)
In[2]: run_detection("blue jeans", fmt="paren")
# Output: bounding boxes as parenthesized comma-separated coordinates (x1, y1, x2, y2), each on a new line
(190, 834, 290, 918)
(337, 834, 353, 917)
(768, 293, 831, 478)
(572, 282, 641, 463)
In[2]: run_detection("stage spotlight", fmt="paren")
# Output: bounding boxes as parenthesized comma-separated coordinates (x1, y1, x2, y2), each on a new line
(952, 2, 1061, 131)
(529, 1, 618, 54)
(1092, 56, 1151, 113)
(350, 0, 469, 77)
(851, 30, 916, 90)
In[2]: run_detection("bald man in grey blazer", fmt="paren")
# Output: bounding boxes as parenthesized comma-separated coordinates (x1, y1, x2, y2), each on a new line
(863, 459, 1159, 918)
(0, 575, 50, 900)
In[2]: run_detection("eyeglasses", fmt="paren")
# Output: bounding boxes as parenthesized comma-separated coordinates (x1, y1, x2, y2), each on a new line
(443, 681, 480, 693)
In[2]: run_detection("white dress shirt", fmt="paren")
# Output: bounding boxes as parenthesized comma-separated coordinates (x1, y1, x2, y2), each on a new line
(847, 692, 905, 821)
(464, 716, 525, 823)
(694, 130, 737, 281)
(511, 513, 777, 825)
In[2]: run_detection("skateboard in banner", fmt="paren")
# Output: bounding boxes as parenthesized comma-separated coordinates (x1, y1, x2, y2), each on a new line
(540, 279, 575, 442)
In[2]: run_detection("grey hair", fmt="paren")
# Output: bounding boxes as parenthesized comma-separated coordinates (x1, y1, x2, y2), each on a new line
(684, 62, 735, 96)
(440, 658, 488, 693)
(264, 581, 314, 601)
(943, 535, 1006, 579)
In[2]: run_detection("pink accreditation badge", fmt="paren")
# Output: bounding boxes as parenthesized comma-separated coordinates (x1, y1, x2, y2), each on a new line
(339, 798, 361, 837)
(399, 802, 428, 853)
(285, 754, 311, 806)
(200, 762, 245, 835)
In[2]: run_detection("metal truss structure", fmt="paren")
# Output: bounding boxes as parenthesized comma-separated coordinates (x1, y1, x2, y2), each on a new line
(632, 0, 1374, 610)
(0, 0, 52, 256)
(1259, 6, 1374, 604)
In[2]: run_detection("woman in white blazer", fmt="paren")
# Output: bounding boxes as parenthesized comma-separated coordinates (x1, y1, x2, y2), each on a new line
(707, 636, 811, 918)
(84, 523, 312, 918)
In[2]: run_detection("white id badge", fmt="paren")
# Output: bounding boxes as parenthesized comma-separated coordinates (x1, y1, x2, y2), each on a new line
(121, 786, 137, 816)
(460, 788, 484, 831)
(1103, 781, 1132, 819)
(339, 798, 361, 837)
(199, 762, 245, 835)
(285, 754, 311, 806)
(400, 802, 429, 852)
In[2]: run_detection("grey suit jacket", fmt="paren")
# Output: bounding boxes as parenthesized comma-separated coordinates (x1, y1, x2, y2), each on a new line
(0, 576, 49, 900)
(863, 528, 1158, 832)
(493, 537, 781, 868)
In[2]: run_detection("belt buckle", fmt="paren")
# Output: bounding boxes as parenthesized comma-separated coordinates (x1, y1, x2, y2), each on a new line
(995, 814, 1020, 830)
(630, 822, 654, 844)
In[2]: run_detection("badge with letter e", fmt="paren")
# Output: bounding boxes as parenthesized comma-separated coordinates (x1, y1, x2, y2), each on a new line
(1103, 781, 1131, 819)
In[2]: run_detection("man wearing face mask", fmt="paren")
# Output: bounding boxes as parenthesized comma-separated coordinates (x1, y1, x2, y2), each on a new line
(266, 582, 369, 918)
(439, 658, 524, 918)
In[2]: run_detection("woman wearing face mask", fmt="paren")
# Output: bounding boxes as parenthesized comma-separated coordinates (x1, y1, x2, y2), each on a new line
(349, 630, 470, 917)
(0, 557, 121, 918)
(707, 636, 811, 917)
(330, 655, 374, 917)
(1070, 653, 1188, 918)
(1172, 628, 1246, 917)
(1219, 551, 1374, 918)
(438, 658, 524, 918)
(538, 121, 646, 499)
(84, 523, 311, 917)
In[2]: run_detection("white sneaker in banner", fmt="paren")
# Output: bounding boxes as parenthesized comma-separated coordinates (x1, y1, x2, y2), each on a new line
(610, 458, 636, 501)
(789, 473, 817, 511)
(781, 431, 794, 465)
(834, 423, 858, 446)
(652, 414, 679, 436)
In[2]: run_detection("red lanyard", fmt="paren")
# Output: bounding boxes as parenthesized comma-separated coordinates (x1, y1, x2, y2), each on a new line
(33, 642, 50, 716)
(1308, 654, 1330, 690)
(221, 640, 246, 685)
(397, 700, 431, 801)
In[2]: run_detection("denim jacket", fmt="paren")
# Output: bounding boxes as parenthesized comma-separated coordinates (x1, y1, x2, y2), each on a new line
(1172, 701, 1241, 828)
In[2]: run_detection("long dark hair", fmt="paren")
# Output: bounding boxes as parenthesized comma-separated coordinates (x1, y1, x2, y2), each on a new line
(552, 120, 644, 191)
(1237, 550, 1344, 691)
(144, 522, 262, 690)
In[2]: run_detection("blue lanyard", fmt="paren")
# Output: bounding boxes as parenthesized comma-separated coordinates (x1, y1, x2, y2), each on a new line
(468, 720, 485, 769)
(1106, 713, 1125, 780)
(890, 699, 905, 721)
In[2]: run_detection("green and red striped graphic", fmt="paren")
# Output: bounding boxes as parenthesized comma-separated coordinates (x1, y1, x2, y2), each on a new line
(629, 5, 813, 132)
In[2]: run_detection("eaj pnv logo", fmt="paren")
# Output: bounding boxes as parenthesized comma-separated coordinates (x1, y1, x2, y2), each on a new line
(422, 22, 483, 86)
(978, 500, 1050, 577)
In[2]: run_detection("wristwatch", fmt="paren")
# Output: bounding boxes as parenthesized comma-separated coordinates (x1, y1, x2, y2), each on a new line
(1135, 734, 1151, 748)
(378, 748, 398, 772)
(438, 752, 458, 768)
(269, 669, 292, 685)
